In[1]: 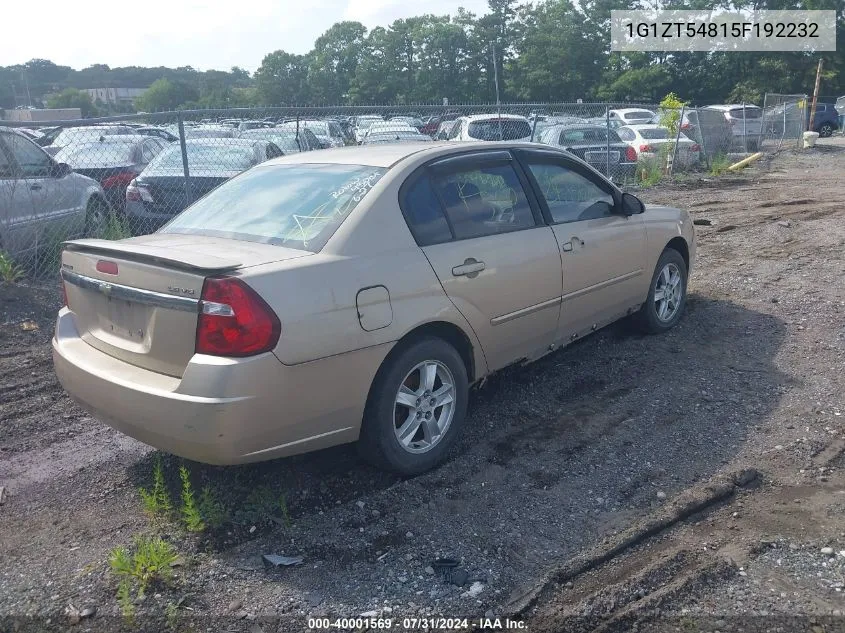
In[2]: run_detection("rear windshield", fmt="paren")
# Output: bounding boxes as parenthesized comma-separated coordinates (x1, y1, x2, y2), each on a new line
(560, 128, 622, 143)
(467, 120, 532, 141)
(54, 127, 130, 146)
(149, 143, 257, 173)
(728, 107, 762, 119)
(639, 128, 670, 140)
(55, 142, 136, 167)
(623, 110, 655, 120)
(160, 163, 387, 252)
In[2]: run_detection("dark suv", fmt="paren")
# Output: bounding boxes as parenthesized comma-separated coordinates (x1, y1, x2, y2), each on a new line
(808, 103, 840, 138)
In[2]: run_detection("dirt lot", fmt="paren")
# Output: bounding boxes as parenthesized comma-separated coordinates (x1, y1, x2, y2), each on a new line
(2, 139, 845, 632)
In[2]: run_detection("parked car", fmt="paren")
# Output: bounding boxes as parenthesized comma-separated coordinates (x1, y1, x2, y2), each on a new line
(362, 131, 434, 145)
(679, 109, 733, 156)
(185, 126, 237, 139)
(608, 108, 657, 127)
(807, 103, 839, 138)
(616, 124, 701, 168)
(704, 105, 763, 151)
(354, 116, 385, 143)
(302, 120, 347, 148)
(538, 124, 638, 180)
(55, 136, 167, 212)
(136, 127, 179, 143)
(363, 122, 419, 142)
(239, 127, 321, 153)
(0, 127, 107, 258)
(449, 114, 533, 142)
(389, 116, 425, 131)
(39, 125, 137, 156)
(123, 138, 283, 234)
(434, 120, 460, 140)
(238, 121, 274, 132)
(14, 128, 44, 141)
(53, 141, 694, 475)
(763, 101, 840, 140)
(420, 116, 442, 136)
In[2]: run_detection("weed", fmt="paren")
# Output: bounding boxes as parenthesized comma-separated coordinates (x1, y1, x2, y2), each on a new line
(278, 493, 292, 528)
(109, 535, 178, 595)
(637, 157, 662, 186)
(198, 486, 228, 529)
(139, 455, 173, 520)
(0, 251, 24, 284)
(235, 486, 289, 526)
(34, 228, 70, 278)
(709, 154, 732, 176)
(116, 578, 135, 622)
(99, 214, 133, 241)
(165, 601, 180, 630)
(179, 465, 205, 533)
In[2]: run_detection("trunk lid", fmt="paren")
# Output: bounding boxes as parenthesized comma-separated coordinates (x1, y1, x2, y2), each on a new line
(61, 234, 311, 377)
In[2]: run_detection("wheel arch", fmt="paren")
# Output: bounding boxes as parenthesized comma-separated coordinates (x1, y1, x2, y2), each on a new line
(393, 320, 479, 383)
(665, 236, 689, 271)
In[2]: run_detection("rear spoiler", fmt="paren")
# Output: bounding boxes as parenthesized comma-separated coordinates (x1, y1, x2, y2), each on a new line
(63, 239, 242, 273)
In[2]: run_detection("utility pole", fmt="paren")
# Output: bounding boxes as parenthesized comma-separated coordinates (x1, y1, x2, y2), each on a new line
(490, 41, 503, 140)
(808, 58, 823, 131)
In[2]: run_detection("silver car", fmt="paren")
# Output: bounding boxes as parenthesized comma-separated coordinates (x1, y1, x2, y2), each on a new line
(0, 128, 106, 258)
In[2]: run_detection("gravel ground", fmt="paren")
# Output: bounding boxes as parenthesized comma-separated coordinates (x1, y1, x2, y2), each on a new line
(1, 137, 844, 632)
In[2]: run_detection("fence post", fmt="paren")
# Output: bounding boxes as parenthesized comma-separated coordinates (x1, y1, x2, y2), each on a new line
(177, 112, 192, 209)
(530, 115, 538, 142)
(605, 106, 611, 178)
(697, 107, 710, 170)
(671, 104, 685, 177)
(742, 102, 747, 153)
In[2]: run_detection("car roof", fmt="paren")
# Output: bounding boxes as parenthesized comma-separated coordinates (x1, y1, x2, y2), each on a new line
(623, 124, 666, 130)
(60, 134, 150, 146)
(706, 104, 761, 110)
(610, 108, 655, 114)
(263, 140, 564, 168)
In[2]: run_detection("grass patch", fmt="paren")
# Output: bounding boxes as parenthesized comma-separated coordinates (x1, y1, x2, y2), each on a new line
(98, 214, 133, 241)
(109, 535, 179, 620)
(234, 486, 290, 526)
(198, 485, 228, 529)
(709, 153, 732, 176)
(34, 228, 70, 278)
(0, 250, 24, 284)
(637, 156, 663, 186)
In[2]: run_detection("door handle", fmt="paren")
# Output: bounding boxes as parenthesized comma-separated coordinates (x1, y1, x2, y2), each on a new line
(29, 183, 43, 191)
(452, 258, 486, 278)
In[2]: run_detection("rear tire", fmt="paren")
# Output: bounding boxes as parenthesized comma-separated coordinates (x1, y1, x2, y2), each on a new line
(818, 123, 834, 138)
(633, 248, 688, 334)
(358, 337, 468, 476)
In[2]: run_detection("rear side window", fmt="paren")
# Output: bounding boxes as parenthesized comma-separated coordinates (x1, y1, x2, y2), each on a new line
(729, 107, 762, 119)
(400, 175, 453, 246)
(430, 163, 535, 240)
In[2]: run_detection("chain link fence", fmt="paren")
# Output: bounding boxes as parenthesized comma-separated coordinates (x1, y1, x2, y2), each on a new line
(0, 100, 808, 279)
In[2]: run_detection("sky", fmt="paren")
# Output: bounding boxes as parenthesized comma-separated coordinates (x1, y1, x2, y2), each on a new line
(3, 0, 490, 72)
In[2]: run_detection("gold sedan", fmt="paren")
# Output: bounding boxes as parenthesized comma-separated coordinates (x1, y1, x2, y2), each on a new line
(53, 142, 695, 475)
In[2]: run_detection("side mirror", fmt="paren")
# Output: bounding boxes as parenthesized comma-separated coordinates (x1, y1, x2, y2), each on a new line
(621, 192, 645, 215)
(51, 162, 72, 178)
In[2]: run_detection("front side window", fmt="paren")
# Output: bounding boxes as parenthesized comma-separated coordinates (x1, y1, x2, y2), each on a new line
(525, 161, 615, 224)
(431, 163, 535, 240)
(161, 163, 386, 252)
(6, 132, 52, 177)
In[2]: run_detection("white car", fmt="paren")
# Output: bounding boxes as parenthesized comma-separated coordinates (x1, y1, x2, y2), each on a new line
(702, 104, 763, 151)
(363, 122, 419, 141)
(616, 124, 700, 168)
(354, 116, 384, 144)
(608, 108, 657, 127)
(449, 114, 533, 142)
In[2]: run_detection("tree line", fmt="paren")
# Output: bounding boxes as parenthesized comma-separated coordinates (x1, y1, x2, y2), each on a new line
(2, 0, 843, 115)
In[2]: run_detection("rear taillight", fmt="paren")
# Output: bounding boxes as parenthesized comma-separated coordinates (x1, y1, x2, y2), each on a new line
(101, 171, 136, 189)
(625, 146, 637, 161)
(196, 277, 281, 357)
(639, 144, 652, 153)
(126, 179, 153, 203)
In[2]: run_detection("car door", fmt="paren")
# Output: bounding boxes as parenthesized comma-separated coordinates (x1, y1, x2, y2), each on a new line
(0, 130, 61, 254)
(403, 150, 563, 371)
(516, 149, 648, 342)
(0, 132, 36, 254)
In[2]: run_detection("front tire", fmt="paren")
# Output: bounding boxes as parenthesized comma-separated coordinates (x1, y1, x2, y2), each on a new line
(818, 123, 834, 138)
(633, 248, 688, 334)
(359, 337, 469, 476)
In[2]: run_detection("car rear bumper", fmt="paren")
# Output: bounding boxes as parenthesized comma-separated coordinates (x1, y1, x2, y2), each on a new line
(53, 308, 390, 464)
